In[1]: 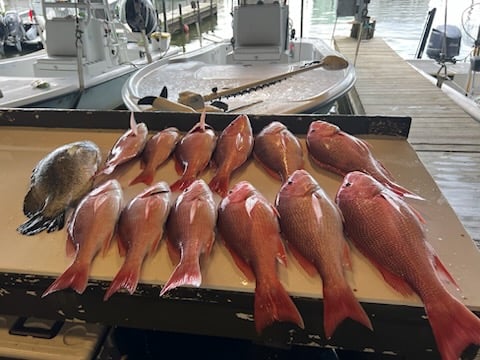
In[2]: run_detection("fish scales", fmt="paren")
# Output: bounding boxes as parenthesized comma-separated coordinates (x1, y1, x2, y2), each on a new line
(209, 114, 253, 197)
(18, 140, 102, 236)
(306, 120, 420, 199)
(217, 181, 304, 334)
(336, 171, 480, 360)
(43, 179, 124, 297)
(253, 121, 303, 182)
(171, 112, 217, 191)
(276, 170, 372, 338)
(130, 127, 181, 186)
(104, 182, 171, 300)
(161, 180, 216, 296)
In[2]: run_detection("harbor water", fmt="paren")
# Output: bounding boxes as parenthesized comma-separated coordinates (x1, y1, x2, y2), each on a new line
(2, 0, 479, 60)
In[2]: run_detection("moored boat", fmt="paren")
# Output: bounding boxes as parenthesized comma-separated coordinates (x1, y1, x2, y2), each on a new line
(122, 0, 356, 114)
(0, 0, 180, 109)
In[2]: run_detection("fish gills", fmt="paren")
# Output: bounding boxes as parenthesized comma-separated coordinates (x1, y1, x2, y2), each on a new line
(276, 170, 372, 338)
(217, 181, 304, 334)
(130, 128, 181, 186)
(209, 114, 253, 197)
(42, 179, 124, 297)
(104, 182, 171, 300)
(306, 120, 421, 199)
(18, 140, 102, 236)
(161, 180, 216, 296)
(336, 171, 480, 360)
(171, 112, 217, 191)
(253, 121, 303, 182)
(100, 113, 149, 176)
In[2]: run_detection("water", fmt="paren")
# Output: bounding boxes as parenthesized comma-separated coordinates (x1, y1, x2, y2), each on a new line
(3, 0, 480, 60)
(192, 0, 480, 60)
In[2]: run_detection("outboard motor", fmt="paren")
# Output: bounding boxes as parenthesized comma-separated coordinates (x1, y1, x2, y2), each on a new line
(125, 0, 157, 36)
(4, 11, 26, 52)
(426, 24, 461, 62)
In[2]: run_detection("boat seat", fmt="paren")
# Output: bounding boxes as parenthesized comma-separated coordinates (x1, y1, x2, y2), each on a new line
(233, 4, 284, 48)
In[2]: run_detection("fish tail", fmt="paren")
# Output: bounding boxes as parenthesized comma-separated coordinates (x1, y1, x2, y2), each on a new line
(254, 279, 304, 334)
(170, 177, 195, 192)
(425, 294, 480, 360)
(323, 283, 373, 339)
(159, 257, 202, 296)
(129, 168, 154, 186)
(103, 261, 141, 301)
(208, 173, 230, 197)
(386, 180, 424, 201)
(42, 262, 89, 297)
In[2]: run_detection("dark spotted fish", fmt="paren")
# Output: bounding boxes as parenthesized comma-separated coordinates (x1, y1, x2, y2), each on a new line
(18, 140, 102, 236)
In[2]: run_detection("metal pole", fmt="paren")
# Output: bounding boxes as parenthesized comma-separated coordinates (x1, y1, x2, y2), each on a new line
(162, 0, 167, 32)
(300, 0, 304, 38)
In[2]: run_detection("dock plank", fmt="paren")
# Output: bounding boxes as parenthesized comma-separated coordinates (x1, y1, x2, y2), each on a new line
(335, 36, 480, 245)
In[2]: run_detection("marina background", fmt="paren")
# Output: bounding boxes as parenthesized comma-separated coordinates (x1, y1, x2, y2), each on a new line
(2, 0, 479, 60)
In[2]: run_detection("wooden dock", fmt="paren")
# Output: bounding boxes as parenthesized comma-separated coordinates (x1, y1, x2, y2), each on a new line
(335, 36, 480, 247)
(158, 1, 217, 34)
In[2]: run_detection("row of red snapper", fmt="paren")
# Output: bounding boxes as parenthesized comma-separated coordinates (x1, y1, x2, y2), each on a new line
(19, 113, 480, 360)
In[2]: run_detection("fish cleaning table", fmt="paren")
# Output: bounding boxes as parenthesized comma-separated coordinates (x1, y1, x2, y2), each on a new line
(0, 109, 478, 359)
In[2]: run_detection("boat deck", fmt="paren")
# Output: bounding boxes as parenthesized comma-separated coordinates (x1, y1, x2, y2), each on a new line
(335, 36, 480, 248)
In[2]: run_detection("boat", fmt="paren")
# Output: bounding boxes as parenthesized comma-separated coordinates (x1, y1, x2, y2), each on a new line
(407, 4, 480, 122)
(122, 0, 356, 114)
(0, 0, 180, 109)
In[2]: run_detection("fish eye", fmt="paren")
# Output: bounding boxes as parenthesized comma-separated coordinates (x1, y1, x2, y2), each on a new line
(345, 182, 352, 187)
(287, 180, 293, 185)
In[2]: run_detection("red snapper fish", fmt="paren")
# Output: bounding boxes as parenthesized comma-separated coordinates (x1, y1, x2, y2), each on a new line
(209, 114, 254, 197)
(335, 171, 480, 360)
(217, 181, 304, 334)
(306, 120, 421, 199)
(171, 112, 217, 191)
(275, 170, 372, 339)
(253, 121, 303, 182)
(104, 182, 172, 300)
(43, 179, 124, 297)
(161, 179, 217, 296)
(99, 113, 149, 176)
(130, 127, 181, 185)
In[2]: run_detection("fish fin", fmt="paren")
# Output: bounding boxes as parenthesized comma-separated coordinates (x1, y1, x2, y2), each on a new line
(254, 278, 304, 334)
(198, 110, 207, 131)
(22, 188, 42, 217)
(381, 189, 426, 222)
(252, 152, 283, 182)
(159, 257, 202, 296)
(148, 234, 163, 256)
(383, 181, 425, 201)
(425, 242, 460, 290)
(129, 168, 155, 186)
(308, 155, 345, 177)
(379, 265, 415, 297)
(208, 173, 230, 197)
(117, 233, 128, 257)
(223, 241, 255, 282)
(17, 211, 65, 236)
(102, 230, 116, 257)
(287, 243, 318, 277)
(323, 282, 372, 339)
(342, 241, 353, 272)
(42, 261, 89, 297)
(173, 154, 184, 176)
(129, 112, 138, 136)
(170, 176, 195, 192)
(275, 235, 288, 267)
(104, 261, 141, 300)
(166, 237, 181, 265)
(66, 237, 77, 258)
(425, 293, 480, 360)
